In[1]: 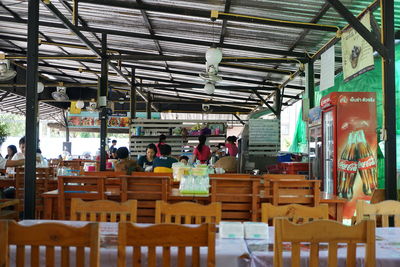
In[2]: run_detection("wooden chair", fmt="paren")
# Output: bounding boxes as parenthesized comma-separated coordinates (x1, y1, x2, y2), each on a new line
(356, 200, 400, 227)
(262, 174, 306, 180)
(0, 199, 19, 220)
(269, 179, 321, 206)
(71, 198, 137, 222)
(261, 203, 329, 225)
(0, 220, 100, 267)
(209, 174, 251, 179)
(155, 201, 221, 224)
(58, 176, 106, 220)
(210, 177, 260, 221)
(274, 218, 376, 267)
(118, 223, 216, 267)
(14, 167, 56, 218)
(121, 175, 169, 223)
(370, 189, 386, 204)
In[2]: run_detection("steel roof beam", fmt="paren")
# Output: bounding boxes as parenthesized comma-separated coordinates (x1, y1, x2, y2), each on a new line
(219, 0, 231, 46)
(107, 54, 308, 63)
(80, 0, 337, 32)
(327, 0, 387, 58)
(0, 15, 306, 58)
(40, 0, 154, 108)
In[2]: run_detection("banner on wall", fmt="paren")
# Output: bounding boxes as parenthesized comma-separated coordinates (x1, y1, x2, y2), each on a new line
(341, 11, 374, 82)
(67, 111, 160, 128)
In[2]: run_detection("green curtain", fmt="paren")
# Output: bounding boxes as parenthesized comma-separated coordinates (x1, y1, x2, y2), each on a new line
(290, 43, 400, 188)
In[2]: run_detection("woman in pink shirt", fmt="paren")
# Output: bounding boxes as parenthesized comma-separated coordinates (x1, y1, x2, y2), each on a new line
(155, 134, 167, 157)
(192, 135, 211, 164)
(226, 136, 238, 157)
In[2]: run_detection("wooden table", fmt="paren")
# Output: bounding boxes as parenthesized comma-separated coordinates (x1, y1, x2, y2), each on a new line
(319, 193, 346, 222)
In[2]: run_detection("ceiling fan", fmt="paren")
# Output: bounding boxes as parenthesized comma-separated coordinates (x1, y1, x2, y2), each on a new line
(52, 86, 69, 101)
(199, 46, 223, 95)
(0, 58, 17, 81)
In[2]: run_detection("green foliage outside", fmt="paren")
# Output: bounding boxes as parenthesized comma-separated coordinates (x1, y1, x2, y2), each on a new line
(0, 113, 25, 137)
(0, 122, 8, 145)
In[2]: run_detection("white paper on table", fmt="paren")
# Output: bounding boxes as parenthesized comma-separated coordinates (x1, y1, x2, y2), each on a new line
(243, 222, 269, 240)
(320, 45, 335, 91)
(219, 222, 244, 239)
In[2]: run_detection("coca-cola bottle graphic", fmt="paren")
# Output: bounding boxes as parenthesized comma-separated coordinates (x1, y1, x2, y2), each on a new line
(356, 129, 377, 195)
(337, 131, 358, 199)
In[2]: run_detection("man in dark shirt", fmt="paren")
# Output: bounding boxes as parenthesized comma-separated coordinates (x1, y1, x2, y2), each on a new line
(152, 144, 178, 169)
(109, 140, 117, 158)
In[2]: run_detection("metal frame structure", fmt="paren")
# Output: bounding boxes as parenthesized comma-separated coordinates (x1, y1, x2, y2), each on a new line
(0, 0, 397, 216)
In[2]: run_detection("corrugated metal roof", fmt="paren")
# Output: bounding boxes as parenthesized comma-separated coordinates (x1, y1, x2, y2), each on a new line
(0, 0, 397, 114)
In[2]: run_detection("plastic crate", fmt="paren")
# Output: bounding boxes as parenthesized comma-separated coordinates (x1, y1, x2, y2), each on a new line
(279, 162, 309, 175)
(277, 153, 291, 162)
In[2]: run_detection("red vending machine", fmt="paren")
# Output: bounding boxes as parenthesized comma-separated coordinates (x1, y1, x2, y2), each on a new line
(321, 92, 377, 219)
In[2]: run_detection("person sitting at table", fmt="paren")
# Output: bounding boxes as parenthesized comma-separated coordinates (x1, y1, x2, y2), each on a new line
(137, 143, 157, 171)
(11, 136, 25, 161)
(5, 145, 17, 160)
(179, 155, 189, 165)
(192, 135, 211, 164)
(114, 147, 142, 174)
(153, 144, 178, 171)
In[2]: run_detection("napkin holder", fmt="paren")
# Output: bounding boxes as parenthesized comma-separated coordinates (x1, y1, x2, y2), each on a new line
(219, 222, 244, 239)
(243, 222, 269, 239)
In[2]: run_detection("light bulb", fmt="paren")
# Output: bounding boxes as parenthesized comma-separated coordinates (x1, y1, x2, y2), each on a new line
(204, 83, 215, 95)
(37, 82, 44, 93)
(205, 47, 222, 65)
(75, 100, 85, 109)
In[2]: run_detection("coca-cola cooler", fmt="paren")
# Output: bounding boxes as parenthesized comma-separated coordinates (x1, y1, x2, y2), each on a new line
(321, 92, 377, 219)
(308, 106, 323, 181)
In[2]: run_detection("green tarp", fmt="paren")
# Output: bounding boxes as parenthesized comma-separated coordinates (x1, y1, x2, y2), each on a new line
(290, 43, 400, 188)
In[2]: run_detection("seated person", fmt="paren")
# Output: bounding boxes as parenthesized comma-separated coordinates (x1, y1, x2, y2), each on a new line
(214, 156, 238, 173)
(137, 144, 157, 171)
(152, 144, 178, 170)
(114, 147, 142, 174)
(179, 155, 189, 165)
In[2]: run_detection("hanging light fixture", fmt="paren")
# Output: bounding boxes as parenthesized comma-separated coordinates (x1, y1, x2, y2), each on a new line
(204, 82, 215, 95)
(37, 82, 44, 93)
(205, 46, 223, 66)
(75, 100, 85, 109)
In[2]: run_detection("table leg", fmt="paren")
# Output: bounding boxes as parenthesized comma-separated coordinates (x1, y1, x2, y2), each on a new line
(336, 203, 344, 222)
(43, 197, 53, 219)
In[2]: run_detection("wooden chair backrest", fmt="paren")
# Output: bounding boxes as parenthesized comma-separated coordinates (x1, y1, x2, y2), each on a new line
(14, 167, 56, 217)
(210, 178, 260, 221)
(0, 220, 100, 267)
(59, 160, 81, 170)
(274, 218, 375, 267)
(261, 203, 328, 225)
(270, 179, 321, 206)
(209, 174, 251, 179)
(121, 175, 169, 223)
(83, 171, 125, 177)
(356, 200, 400, 227)
(262, 174, 306, 180)
(70, 198, 137, 222)
(0, 200, 19, 220)
(370, 189, 386, 204)
(118, 223, 216, 267)
(155, 201, 221, 224)
(58, 176, 106, 220)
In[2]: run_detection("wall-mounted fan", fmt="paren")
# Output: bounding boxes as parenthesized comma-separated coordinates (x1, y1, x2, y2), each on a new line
(52, 86, 69, 101)
(0, 59, 17, 81)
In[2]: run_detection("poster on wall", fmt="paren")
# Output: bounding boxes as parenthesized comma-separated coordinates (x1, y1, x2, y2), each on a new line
(67, 111, 130, 128)
(320, 45, 335, 91)
(341, 11, 374, 82)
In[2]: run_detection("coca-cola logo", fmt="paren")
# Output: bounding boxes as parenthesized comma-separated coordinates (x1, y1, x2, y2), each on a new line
(358, 156, 377, 170)
(320, 97, 331, 107)
(338, 159, 358, 173)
